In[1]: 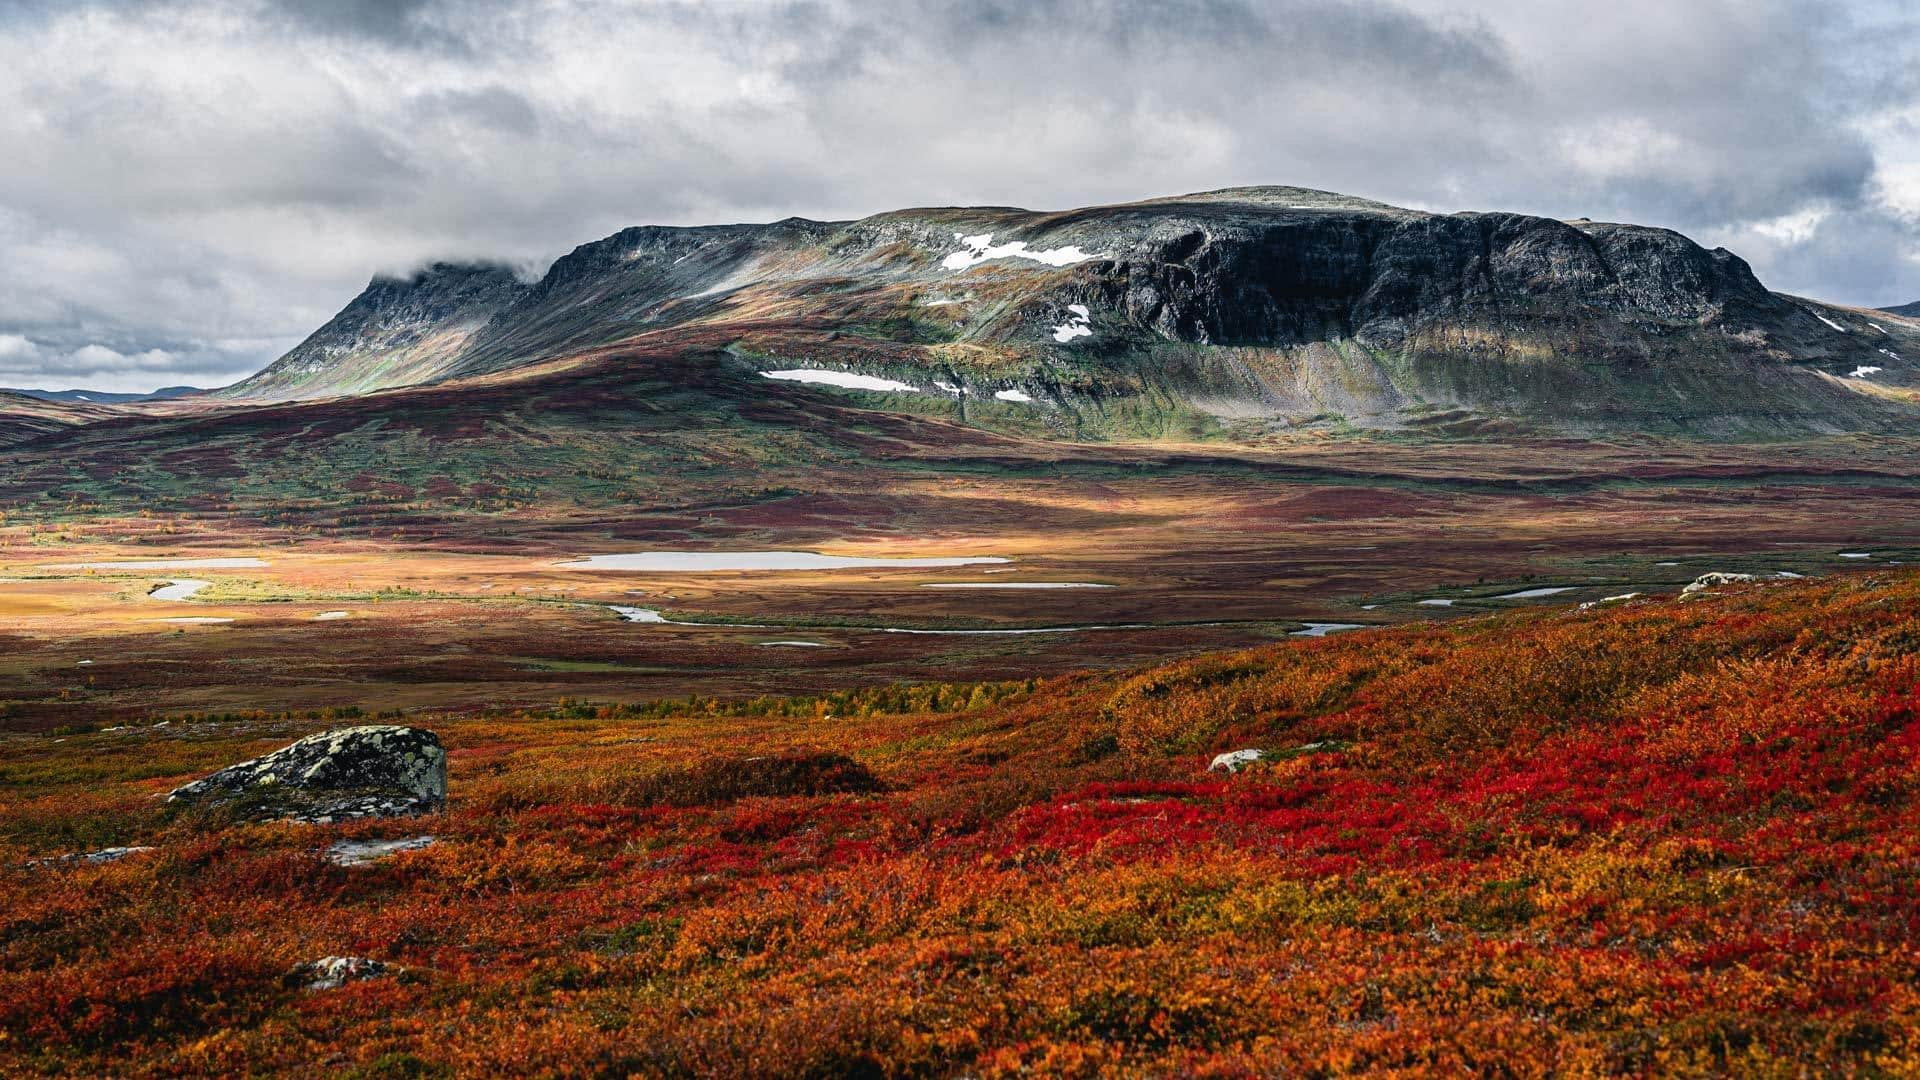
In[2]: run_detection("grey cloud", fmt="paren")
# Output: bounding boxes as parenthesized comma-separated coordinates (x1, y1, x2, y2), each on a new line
(0, 0, 1916, 393)
(1713, 206, 1920, 310)
(0, 332, 272, 393)
(2, 0, 497, 51)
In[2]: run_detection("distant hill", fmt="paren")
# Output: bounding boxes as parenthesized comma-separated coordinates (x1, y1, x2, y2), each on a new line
(1882, 301, 1920, 318)
(221, 185, 1920, 439)
(0, 389, 123, 446)
(2, 385, 201, 404)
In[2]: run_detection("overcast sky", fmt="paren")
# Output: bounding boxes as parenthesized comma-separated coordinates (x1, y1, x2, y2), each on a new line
(1, 0, 1916, 392)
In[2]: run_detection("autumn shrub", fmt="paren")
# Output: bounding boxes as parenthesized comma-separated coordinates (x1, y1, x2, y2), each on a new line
(1092, 643, 1404, 758)
(9, 572, 1920, 1076)
(0, 944, 284, 1051)
(1628, 651, 1901, 761)
(476, 749, 881, 811)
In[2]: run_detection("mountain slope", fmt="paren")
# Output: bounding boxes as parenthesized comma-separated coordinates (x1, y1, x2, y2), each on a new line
(1884, 301, 1920, 318)
(230, 262, 528, 400)
(223, 186, 1920, 438)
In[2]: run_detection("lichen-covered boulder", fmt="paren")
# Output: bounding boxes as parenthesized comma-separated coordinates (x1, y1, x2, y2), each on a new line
(1682, 572, 1760, 595)
(168, 725, 446, 823)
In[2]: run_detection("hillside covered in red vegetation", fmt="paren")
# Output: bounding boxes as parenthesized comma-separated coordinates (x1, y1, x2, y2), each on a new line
(5, 570, 1920, 1075)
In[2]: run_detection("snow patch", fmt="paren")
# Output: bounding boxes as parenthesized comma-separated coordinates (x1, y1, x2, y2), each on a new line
(313, 611, 350, 621)
(942, 233, 1106, 271)
(1050, 303, 1093, 343)
(994, 388, 1034, 403)
(1814, 312, 1847, 332)
(1850, 366, 1884, 378)
(1417, 598, 1456, 607)
(761, 369, 918, 392)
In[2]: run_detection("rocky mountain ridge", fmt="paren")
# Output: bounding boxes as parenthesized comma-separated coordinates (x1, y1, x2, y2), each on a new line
(224, 186, 1920, 438)
(232, 262, 529, 399)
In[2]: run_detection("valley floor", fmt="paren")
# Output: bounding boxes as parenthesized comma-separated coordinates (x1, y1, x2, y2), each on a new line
(4, 571, 1920, 1075)
(5, 433, 1919, 725)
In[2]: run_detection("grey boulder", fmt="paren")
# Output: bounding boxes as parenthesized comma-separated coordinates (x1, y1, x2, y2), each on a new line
(168, 725, 446, 823)
(1682, 572, 1760, 594)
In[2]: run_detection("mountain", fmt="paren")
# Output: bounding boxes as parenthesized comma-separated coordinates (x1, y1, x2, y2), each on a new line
(1883, 301, 1920, 318)
(231, 262, 529, 400)
(2, 385, 200, 404)
(207, 185, 1920, 436)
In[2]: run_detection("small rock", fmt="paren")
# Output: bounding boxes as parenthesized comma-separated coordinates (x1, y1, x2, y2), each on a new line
(327, 835, 436, 867)
(1682, 572, 1759, 594)
(168, 725, 447, 823)
(1209, 749, 1266, 773)
(27, 845, 156, 868)
(289, 955, 394, 991)
(1579, 591, 1642, 610)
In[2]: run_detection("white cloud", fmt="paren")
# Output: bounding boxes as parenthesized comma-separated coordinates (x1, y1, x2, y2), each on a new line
(0, 333, 42, 361)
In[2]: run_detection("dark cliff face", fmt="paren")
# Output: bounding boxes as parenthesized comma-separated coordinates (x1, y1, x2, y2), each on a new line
(1096, 209, 1786, 350)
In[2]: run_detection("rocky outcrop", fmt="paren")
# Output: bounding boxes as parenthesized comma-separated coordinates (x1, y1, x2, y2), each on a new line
(168, 725, 446, 823)
(1682, 572, 1761, 594)
(1209, 749, 1265, 773)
